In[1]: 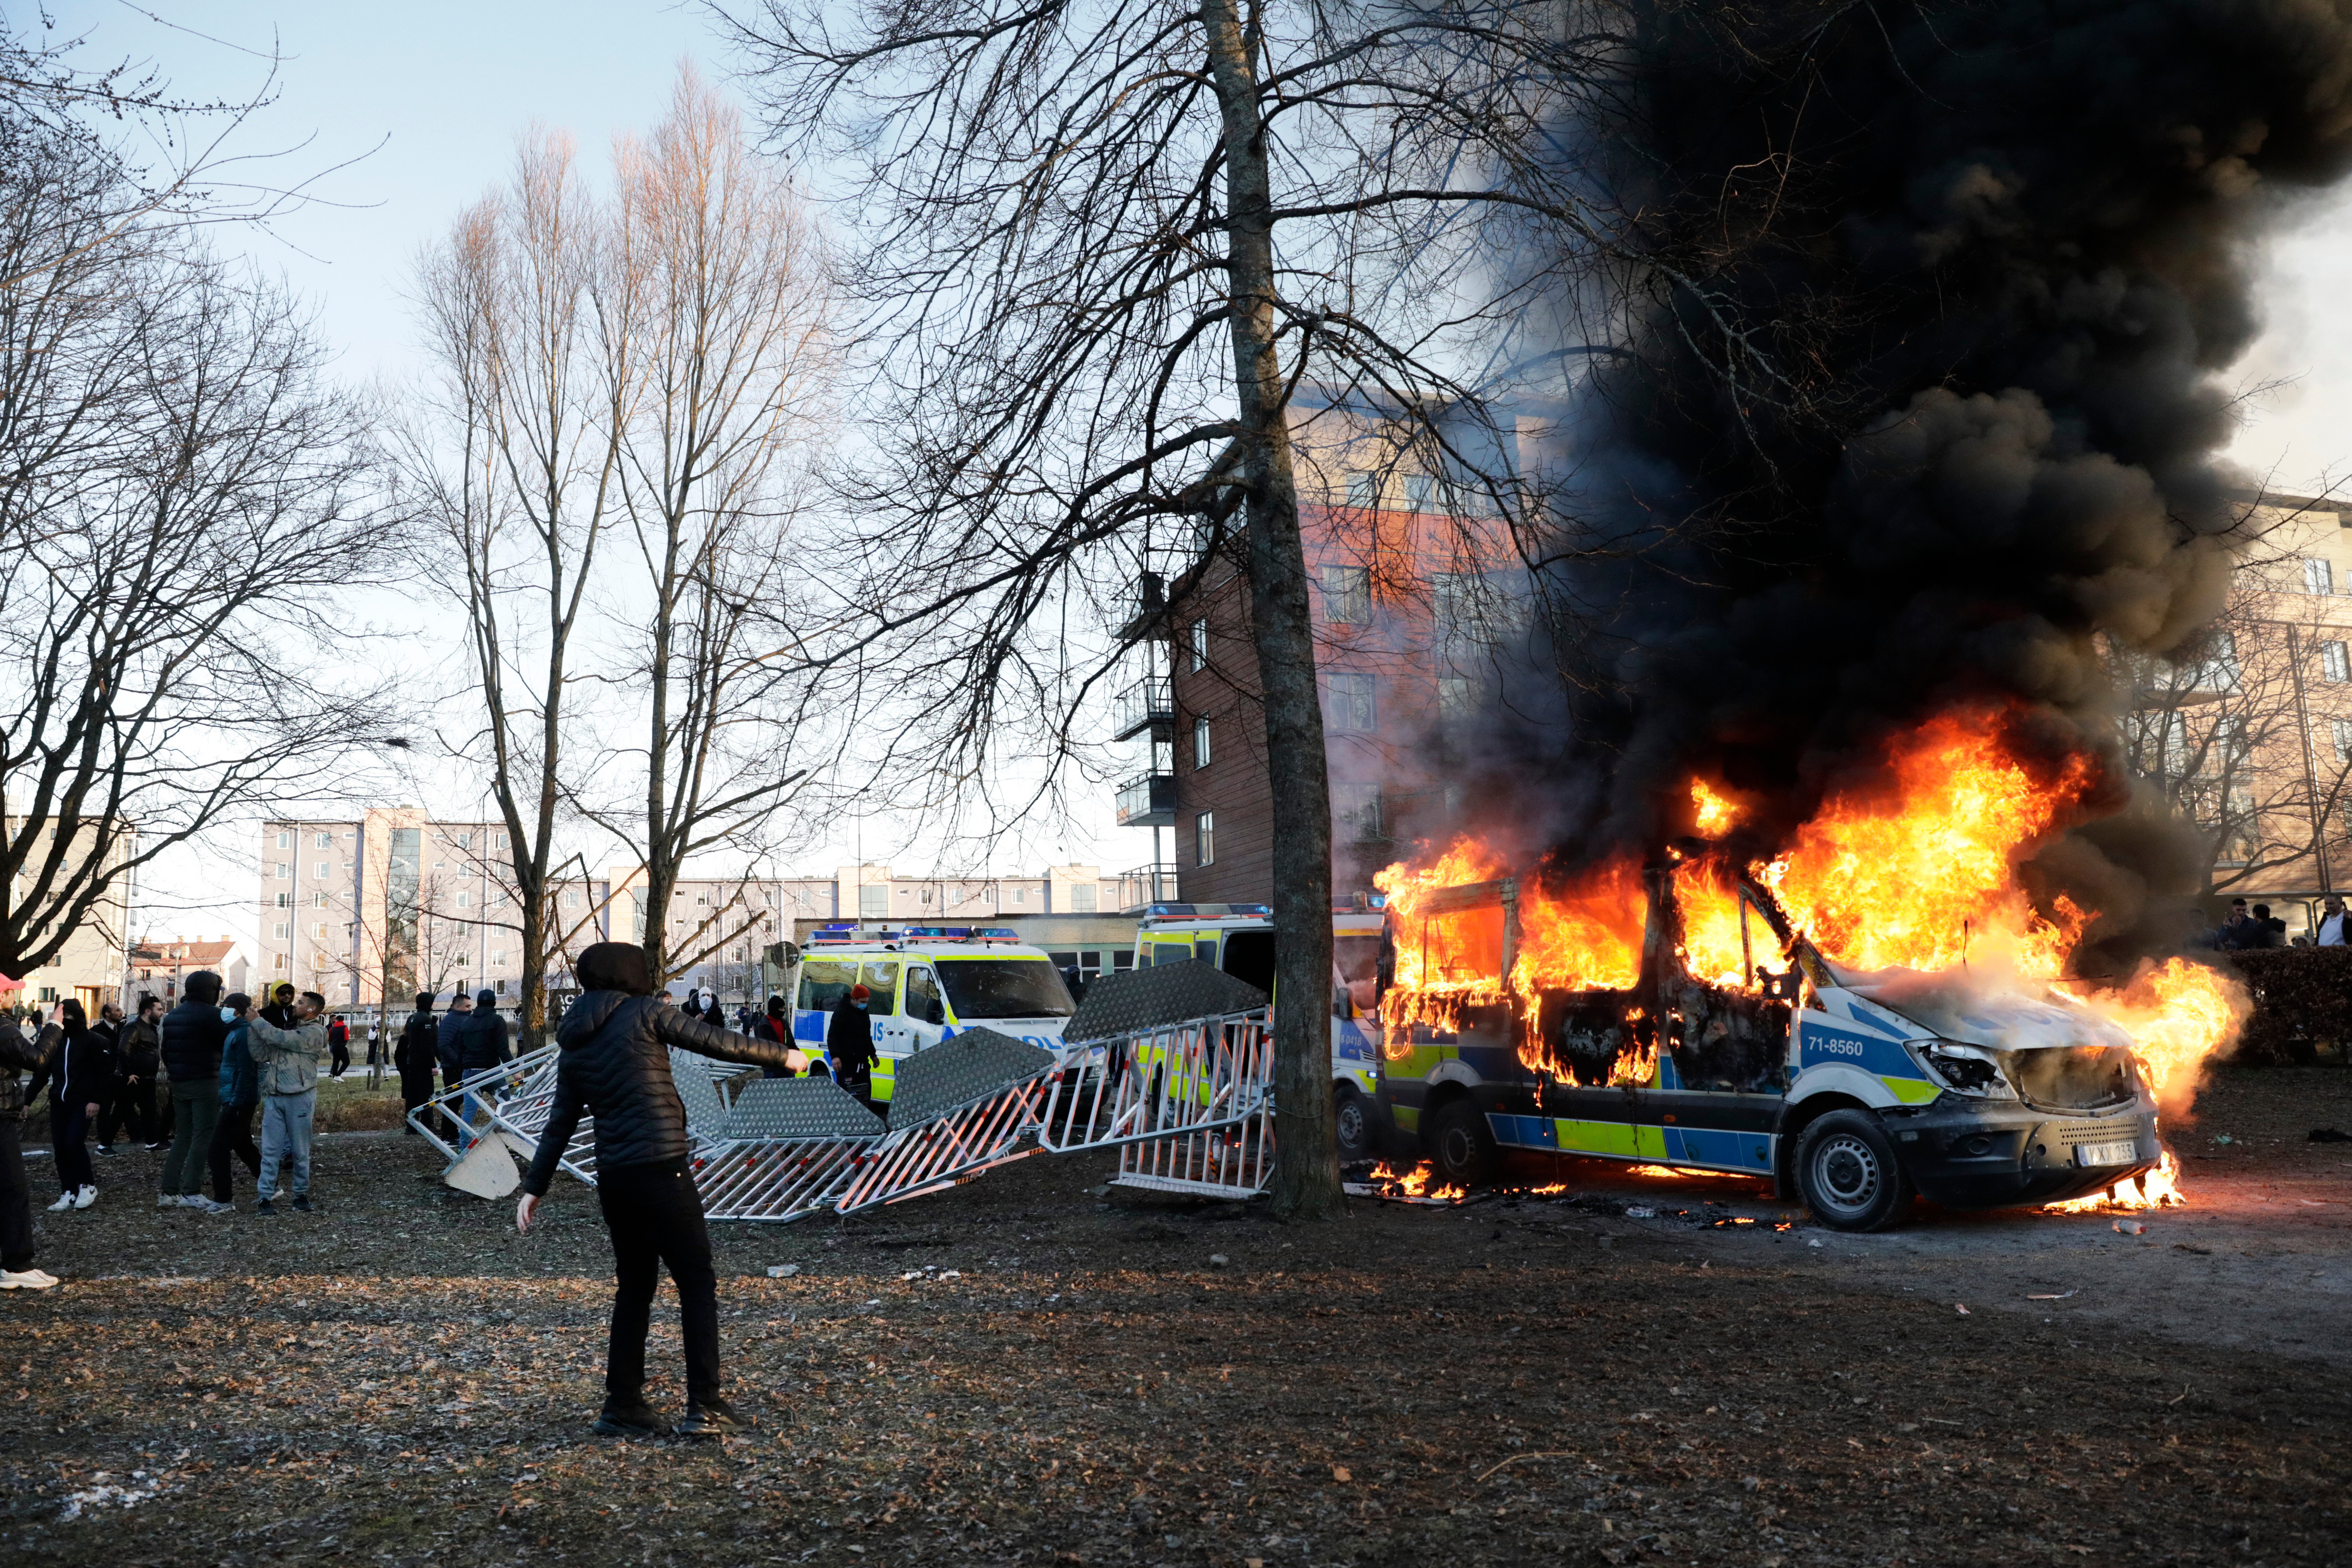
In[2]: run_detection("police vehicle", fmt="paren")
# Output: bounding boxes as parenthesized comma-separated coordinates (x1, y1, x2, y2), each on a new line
(1130, 901, 1390, 1156)
(793, 925, 1077, 1103)
(1379, 865, 2162, 1230)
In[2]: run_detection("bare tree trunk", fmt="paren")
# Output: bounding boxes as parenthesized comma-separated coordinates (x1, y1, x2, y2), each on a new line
(1205, 0, 1342, 1222)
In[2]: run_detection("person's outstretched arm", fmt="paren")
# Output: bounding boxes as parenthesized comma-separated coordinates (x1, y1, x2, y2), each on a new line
(654, 1007, 797, 1072)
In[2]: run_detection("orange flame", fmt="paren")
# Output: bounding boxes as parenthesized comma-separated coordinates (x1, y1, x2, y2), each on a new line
(1691, 779, 1742, 837)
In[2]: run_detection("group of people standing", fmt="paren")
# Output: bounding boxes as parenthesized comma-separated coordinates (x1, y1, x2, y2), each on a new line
(389, 987, 513, 1133)
(0, 969, 346, 1292)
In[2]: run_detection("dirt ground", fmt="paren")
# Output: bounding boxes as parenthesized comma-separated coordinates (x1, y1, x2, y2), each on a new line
(2, 1065, 2347, 1567)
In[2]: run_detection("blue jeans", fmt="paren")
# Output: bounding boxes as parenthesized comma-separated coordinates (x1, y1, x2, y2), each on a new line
(256, 1090, 316, 1200)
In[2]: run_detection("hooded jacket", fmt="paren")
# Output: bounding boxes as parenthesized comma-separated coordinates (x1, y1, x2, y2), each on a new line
(521, 992, 794, 1196)
(159, 995, 229, 1083)
(217, 1020, 259, 1107)
(246, 1014, 325, 1097)
(444, 997, 512, 1076)
(394, 1008, 439, 1081)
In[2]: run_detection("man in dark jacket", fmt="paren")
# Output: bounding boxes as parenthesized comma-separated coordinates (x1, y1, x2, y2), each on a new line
(206, 995, 261, 1211)
(449, 989, 511, 1083)
(515, 942, 793, 1439)
(394, 993, 440, 1134)
(0, 1010, 56, 1289)
(157, 971, 228, 1207)
(109, 994, 164, 1151)
(827, 983, 878, 1108)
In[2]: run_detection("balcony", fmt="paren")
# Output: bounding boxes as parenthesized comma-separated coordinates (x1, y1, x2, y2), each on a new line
(1116, 863, 1181, 910)
(1114, 771, 1177, 828)
(1111, 677, 1174, 742)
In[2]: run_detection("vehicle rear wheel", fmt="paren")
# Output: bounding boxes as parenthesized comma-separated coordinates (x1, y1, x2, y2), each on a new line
(1794, 1109, 1915, 1232)
(1425, 1099, 1498, 1189)
(1335, 1087, 1376, 1158)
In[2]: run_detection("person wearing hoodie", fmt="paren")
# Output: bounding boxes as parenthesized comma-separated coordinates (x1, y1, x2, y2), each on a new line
(394, 992, 440, 1134)
(0, 1010, 55, 1289)
(447, 989, 512, 1093)
(26, 1001, 104, 1211)
(515, 942, 794, 1439)
(204, 994, 261, 1213)
(242, 988, 327, 1216)
(156, 971, 229, 1207)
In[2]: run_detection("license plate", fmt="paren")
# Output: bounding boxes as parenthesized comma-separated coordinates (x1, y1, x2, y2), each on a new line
(2074, 1140, 2138, 1168)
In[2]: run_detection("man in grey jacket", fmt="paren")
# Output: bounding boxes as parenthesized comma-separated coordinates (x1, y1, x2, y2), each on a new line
(243, 989, 327, 1215)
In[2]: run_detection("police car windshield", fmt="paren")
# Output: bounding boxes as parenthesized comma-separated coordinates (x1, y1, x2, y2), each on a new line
(936, 958, 1075, 1019)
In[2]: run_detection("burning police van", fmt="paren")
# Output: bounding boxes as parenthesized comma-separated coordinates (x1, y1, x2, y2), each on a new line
(1374, 863, 2163, 1230)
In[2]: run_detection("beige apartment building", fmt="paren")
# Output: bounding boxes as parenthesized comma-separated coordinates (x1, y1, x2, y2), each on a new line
(254, 811, 1123, 1013)
(6, 811, 133, 1010)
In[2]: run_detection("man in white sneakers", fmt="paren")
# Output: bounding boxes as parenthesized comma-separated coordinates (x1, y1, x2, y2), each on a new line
(0, 1006, 58, 1289)
(243, 989, 327, 1216)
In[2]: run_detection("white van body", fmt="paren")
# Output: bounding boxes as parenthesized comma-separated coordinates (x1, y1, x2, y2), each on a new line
(792, 926, 1077, 1102)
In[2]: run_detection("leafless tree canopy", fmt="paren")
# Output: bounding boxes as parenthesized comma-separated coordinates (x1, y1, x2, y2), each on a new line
(0, 126, 396, 981)
(406, 69, 837, 1037)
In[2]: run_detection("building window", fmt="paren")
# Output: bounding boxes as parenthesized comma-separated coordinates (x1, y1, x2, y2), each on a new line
(457, 891, 472, 909)
(494, 830, 508, 849)
(315, 831, 332, 849)
(1405, 473, 1438, 512)
(273, 923, 290, 939)
(1328, 673, 1377, 732)
(312, 923, 328, 939)
(456, 831, 472, 850)
(1013, 887, 1026, 905)
(1345, 471, 1379, 507)
(312, 891, 327, 909)
(859, 885, 888, 918)
(276, 830, 291, 849)
(491, 950, 506, 966)
(313, 861, 329, 879)
(1195, 810, 1216, 866)
(273, 955, 288, 972)
(1072, 883, 1098, 913)
(2307, 557, 2336, 595)
(1193, 716, 1212, 769)
(275, 863, 289, 880)
(2333, 719, 2352, 763)
(1187, 619, 1207, 672)
(1320, 564, 1370, 625)
(495, 978, 508, 996)
(1336, 782, 1384, 843)
(2325, 641, 2350, 684)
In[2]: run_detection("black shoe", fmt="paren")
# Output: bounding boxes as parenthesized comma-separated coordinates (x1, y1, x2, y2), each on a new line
(253, 1199, 277, 1216)
(675, 1399, 741, 1438)
(593, 1397, 670, 1437)
(291, 1194, 313, 1213)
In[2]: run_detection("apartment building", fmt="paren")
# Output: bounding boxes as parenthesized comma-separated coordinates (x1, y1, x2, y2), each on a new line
(128, 936, 252, 1005)
(5, 811, 133, 1009)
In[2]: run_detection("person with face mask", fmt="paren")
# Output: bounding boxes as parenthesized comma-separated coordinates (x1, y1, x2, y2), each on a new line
(28, 999, 103, 1211)
(827, 983, 878, 1109)
(204, 994, 261, 1213)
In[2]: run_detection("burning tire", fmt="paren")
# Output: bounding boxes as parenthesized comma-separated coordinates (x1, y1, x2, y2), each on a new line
(1795, 1109, 1915, 1232)
(1425, 1099, 1498, 1189)
(1335, 1087, 1376, 1158)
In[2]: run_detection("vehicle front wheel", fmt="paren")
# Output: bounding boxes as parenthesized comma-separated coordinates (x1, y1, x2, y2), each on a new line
(1335, 1087, 1377, 1159)
(1424, 1099, 1498, 1189)
(1794, 1109, 1915, 1232)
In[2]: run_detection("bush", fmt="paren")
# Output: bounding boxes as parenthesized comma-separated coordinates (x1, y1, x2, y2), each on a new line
(2218, 949, 2352, 1065)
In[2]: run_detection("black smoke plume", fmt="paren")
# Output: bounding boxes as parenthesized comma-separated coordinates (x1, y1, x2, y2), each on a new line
(1481, 0, 2352, 972)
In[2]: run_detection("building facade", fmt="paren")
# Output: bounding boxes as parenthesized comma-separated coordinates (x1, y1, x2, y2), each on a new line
(6, 812, 134, 1010)
(128, 937, 252, 1006)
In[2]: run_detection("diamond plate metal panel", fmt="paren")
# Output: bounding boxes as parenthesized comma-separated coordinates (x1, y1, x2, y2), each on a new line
(1063, 961, 1269, 1043)
(885, 1028, 1057, 1128)
(722, 1076, 886, 1140)
(669, 1047, 732, 1135)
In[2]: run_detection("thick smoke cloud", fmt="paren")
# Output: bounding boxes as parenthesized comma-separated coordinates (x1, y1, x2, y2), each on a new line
(1478, 0, 2352, 971)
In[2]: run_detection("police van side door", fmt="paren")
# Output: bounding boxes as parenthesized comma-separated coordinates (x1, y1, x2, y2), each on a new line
(903, 963, 947, 1048)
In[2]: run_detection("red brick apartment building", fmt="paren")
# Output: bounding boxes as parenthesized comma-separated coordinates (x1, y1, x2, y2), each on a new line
(1113, 388, 1549, 906)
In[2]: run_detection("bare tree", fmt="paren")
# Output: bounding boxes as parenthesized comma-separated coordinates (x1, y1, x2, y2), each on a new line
(576, 70, 836, 987)
(405, 133, 635, 1053)
(716, 0, 1628, 1217)
(0, 127, 397, 987)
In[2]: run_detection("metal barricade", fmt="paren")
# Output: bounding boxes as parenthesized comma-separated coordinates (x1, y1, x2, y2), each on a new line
(1034, 1008, 1277, 1199)
(695, 1077, 885, 1222)
(406, 1045, 561, 1163)
(831, 1030, 1059, 1216)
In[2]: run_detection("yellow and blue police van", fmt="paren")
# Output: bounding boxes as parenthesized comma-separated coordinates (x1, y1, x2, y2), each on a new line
(1130, 901, 1390, 1155)
(1379, 866, 2162, 1230)
(793, 925, 1077, 1104)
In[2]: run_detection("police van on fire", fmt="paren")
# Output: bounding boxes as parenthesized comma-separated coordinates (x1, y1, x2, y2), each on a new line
(1376, 865, 2162, 1230)
(792, 925, 1078, 1103)
(1130, 901, 1390, 1155)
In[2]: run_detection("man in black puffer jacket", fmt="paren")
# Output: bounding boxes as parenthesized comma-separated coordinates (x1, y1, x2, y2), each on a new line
(516, 942, 792, 1438)
(156, 972, 228, 1206)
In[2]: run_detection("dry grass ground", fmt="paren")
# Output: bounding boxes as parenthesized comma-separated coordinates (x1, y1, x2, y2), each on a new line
(1, 1065, 2347, 1567)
